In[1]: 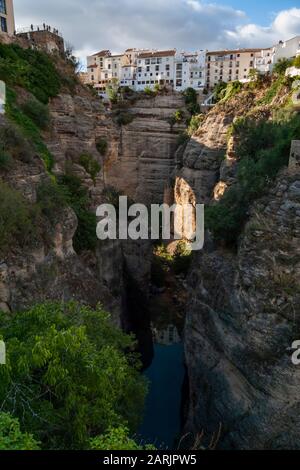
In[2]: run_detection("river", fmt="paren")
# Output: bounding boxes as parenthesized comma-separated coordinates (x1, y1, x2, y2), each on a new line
(139, 325, 185, 449)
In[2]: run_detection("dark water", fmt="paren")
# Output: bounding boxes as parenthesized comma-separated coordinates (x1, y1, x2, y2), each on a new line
(139, 339, 185, 449)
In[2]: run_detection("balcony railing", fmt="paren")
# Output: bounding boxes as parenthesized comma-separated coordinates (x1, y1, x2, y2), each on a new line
(16, 25, 63, 38)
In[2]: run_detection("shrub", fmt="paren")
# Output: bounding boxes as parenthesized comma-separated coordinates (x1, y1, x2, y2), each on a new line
(0, 149, 12, 170)
(217, 81, 243, 103)
(37, 180, 68, 223)
(0, 302, 147, 450)
(106, 78, 119, 103)
(144, 86, 154, 96)
(79, 153, 101, 182)
(293, 56, 300, 69)
(273, 58, 293, 75)
(176, 131, 189, 148)
(183, 87, 200, 115)
(213, 82, 227, 102)
(90, 426, 155, 451)
(0, 413, 40, 450)
(0, 182, 35, 252)
(21, 98, 50, 130)
(116, 111, 134, 126)
(188, 114, 204, 135)
(0, 120, 35, 164)
(58, 174, 97, 252)
(96, 137, 108, 156)
(172, 241, 192, 276)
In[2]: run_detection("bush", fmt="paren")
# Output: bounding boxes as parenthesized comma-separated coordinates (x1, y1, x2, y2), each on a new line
(213, 81, 227, 102)
(188, 114, 204, 135)
(144, 86, 154, 96)
(96, 137, 108, 156)
(172, 241, 192, 276)
(106, 78, 119, 103)
(0, 302, 147, 450)
(58, 174, 97, 252)
(273, 58, 293, 75)
(79, 153, 101, 182)
(183, 87, 200, 115)
(0, 120, 35, 164)
(0, 413, 40, 450)
(116, 111, 134, 126)
(293, 56, 300, 69)
(0, 149, 12, 170)
(0, 182, 35, 252)
(90, 426, 155, 451)
(21, 98, 50, 130)
(37, 180, 68, 223)
(216, 81, 243, 103)
(176, 131, 189, 148)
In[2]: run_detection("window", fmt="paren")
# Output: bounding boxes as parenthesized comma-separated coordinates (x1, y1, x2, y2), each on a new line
(166, 64, 170, 71)
(155, 65, 159, 71)
(146, 66, 150, 72)
(0, 15, 7, 32)
(0, 0, 6, 15)
(145, 59, 150, 65)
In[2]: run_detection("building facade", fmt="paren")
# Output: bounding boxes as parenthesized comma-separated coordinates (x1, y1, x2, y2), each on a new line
(86, 36, 300, 96)
(273, 36, 300, 65)
(0, 0, 15, 35)
(205, 48, 262, 89)
(87, 48, 207, 95)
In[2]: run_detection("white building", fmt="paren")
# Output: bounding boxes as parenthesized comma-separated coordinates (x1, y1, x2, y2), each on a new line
(273, 36, 300, 65)
(254, 48, 274, 74)
(134, 49, 176, 91)
(174, 51, 206, 91)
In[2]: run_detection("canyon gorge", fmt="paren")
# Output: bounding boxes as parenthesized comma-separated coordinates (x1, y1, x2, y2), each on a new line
(0, 42, 300, 450)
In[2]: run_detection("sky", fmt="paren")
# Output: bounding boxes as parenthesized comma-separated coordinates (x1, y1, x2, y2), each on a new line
(13, 0, 300, 65)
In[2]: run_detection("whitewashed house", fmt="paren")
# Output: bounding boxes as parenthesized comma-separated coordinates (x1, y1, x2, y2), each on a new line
(135, 50, 176, 91)
(174, 51, 206, 91)
(273, 36, 300, 65)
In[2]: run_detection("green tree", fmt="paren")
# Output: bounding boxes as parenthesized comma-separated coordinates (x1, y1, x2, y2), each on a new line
(273, 58, 293, 75)
(0, 412, 40, 450)
(0, 302, 147, 450)
(106, 78, 119, 103)
(90, 426, 155, 451)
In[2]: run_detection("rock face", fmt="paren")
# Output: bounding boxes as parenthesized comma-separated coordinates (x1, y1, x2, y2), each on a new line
(183, 110, 300, 450)
(104, 93, 187, 204)
(1, 88, 185, 327)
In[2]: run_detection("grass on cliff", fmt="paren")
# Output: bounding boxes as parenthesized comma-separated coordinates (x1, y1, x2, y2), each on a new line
(206, 110, 300, 245)
(0, 182, 38, 253)
(5, 88, 54, 172)
(0, 43, 61, 104)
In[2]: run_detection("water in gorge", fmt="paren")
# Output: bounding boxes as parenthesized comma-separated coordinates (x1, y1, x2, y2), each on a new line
(139, 325, 185, 449)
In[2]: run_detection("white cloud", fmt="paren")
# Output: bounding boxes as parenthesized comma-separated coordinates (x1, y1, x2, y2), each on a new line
(13, 1, 300, 64)
(226, 7, 300, 47)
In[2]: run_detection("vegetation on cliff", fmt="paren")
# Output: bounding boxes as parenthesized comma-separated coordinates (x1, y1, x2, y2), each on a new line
(206, 72, 300, 245)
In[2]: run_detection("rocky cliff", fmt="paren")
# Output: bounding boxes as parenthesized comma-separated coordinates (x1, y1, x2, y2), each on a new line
(181, 80, 300, 449)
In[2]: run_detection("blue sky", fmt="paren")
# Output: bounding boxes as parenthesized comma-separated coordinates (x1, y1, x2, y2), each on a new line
(220, 0, 297, 25)
(14, 1, 300, 61)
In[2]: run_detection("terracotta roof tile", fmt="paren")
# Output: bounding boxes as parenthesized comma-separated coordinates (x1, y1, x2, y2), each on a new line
(138, 50, 176, 59)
